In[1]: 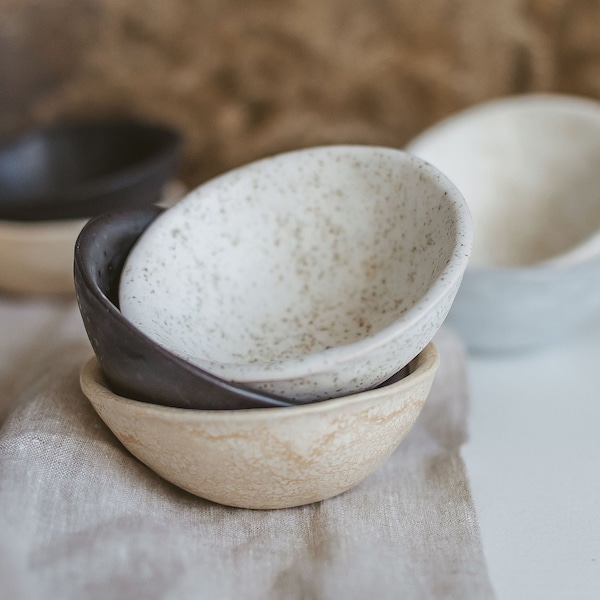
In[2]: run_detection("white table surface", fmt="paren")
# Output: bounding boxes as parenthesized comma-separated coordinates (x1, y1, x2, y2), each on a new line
(462, 314, 600, 600)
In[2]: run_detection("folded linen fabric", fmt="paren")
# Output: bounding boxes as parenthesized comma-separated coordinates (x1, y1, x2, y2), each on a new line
(0, 301, 495, 600)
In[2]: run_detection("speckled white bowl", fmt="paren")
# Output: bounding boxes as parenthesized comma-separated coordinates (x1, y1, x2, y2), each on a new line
(407, 94, 600, 351)
(80, 342, 439, 509)
(119, 145, 471, 400)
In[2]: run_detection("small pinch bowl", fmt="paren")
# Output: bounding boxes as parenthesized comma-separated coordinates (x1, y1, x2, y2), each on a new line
(0, 119, 181, 296)
(119, 145, 472, 400)
(80, 342, 439, 509)
(74, 206, 297, 410)
(407, 94, 600, 352)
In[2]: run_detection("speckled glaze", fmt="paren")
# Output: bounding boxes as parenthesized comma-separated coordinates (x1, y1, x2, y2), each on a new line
(119, 146, 471, 400)
(407, 94, 600, 351)
(80, 342, 439, 509)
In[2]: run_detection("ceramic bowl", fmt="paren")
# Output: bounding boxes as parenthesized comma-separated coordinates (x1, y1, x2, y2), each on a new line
(0, 119, 181, 296)
(80, 342, 439, 509)
(0, 119, 181, 220)
(119, 145, 471, 400)
(407, 94, 600, 351)
(74, 207, 298, 410)
(0, 217, 86, 296)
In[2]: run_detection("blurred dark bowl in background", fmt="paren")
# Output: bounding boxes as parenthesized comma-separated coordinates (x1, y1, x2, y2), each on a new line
(0, 120, 182, 221)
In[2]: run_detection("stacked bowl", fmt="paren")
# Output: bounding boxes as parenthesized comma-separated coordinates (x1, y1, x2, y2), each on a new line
(76, 145, 473, 509)
(0, 119, 181, 295)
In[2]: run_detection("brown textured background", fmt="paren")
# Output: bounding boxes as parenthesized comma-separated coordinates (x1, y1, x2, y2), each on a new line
(1, 0, 599, 186)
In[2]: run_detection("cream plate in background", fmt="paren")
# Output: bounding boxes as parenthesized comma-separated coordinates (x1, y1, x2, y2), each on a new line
(0, 218, 86, 296)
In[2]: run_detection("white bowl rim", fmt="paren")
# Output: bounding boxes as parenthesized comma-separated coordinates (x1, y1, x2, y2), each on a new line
(80, 341, 440, 420)
(406, 93, 600, 274)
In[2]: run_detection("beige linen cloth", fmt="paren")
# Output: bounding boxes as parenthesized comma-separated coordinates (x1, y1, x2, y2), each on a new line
(0, 299, 496, 600)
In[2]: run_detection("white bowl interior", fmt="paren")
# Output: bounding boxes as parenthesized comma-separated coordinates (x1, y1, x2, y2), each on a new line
(408, 95, 600, 267)
(120, 146, 461, 375)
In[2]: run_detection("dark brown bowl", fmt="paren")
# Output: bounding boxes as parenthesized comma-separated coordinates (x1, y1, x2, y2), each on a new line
(74, 207, 296, 410)
(0, 120, 181, 221)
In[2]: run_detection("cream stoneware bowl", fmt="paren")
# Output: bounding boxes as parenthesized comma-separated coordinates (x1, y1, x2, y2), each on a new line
(407, 94, 600, 351)
(80, 342, 439, 510)
(119, 145, 471, 400)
